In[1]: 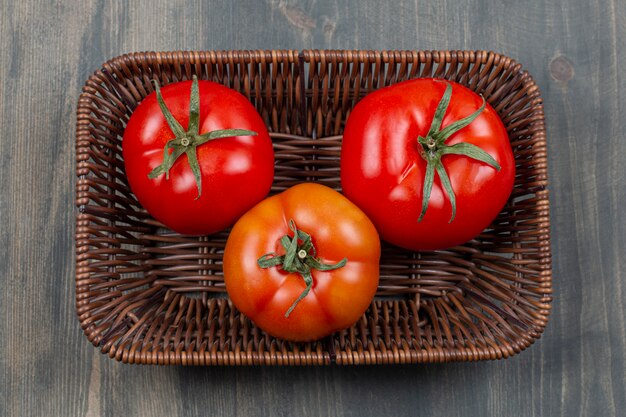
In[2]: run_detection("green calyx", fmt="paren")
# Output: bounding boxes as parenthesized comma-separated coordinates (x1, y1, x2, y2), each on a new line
(417, 83, 501, 223)
(147, 75, 257, 199)
(257, 220, 348, 318)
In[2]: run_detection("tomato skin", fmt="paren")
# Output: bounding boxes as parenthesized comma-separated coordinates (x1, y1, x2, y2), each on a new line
(223, 183, 380, 342)
(123, 80, 274, 235)
(341, 79, 515, 250)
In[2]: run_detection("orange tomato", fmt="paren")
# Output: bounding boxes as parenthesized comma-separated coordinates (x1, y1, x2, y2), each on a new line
(223, 183, 380, 342)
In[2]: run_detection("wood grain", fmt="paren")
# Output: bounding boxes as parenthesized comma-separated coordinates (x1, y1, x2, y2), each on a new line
(1, 0, 624, 416)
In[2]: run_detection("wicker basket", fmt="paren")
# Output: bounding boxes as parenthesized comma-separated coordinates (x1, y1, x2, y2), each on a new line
(75, 50, 552, 365)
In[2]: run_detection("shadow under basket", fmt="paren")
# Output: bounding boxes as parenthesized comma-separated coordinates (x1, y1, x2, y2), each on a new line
(75, 50, 552, 365)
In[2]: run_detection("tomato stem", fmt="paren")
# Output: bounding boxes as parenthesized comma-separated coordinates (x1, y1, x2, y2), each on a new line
(257, 219, 348, 318)
(417, 83, 501, 223)
(146, 75, 258, 199)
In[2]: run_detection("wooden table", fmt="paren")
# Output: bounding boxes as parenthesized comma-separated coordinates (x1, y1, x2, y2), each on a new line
(2, 1, 624, 416)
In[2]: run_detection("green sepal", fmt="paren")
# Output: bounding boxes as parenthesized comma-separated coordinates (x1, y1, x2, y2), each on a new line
(427, 83, 452, 138)
(196, 129, 257, 146)
(305, 256, 347, 271)
(257, 219, 349, 317)
(148, 140, 184, 180)
(257, 253, 285, 268)
(418, 160, 436, 222)
(417, 82, 500, 222)
(284, 271, 313, 318)
(146, 76, 258, 198)
(435, 161, 457, 223)
(185, 146, 202, 199)
(152, 80, 186, 137)
(282, 220, 300, 270)
(440, 142, 501, 170)
(187, 75, 200, 136)
(434, 97, 486, 144)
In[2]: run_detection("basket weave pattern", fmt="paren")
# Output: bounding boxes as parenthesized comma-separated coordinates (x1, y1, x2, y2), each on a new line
(76, 50, 551, 365)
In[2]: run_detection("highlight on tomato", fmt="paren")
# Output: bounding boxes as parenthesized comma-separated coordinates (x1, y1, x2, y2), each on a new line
(223, 183, 380, 342)
(341, 79, 515, 250)
(123, 75, 274, 235)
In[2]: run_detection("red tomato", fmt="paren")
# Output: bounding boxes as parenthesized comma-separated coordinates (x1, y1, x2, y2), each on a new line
(123, 76, 274, 235)
(341, 79, 515, 250)
(223, 183, 380, 342)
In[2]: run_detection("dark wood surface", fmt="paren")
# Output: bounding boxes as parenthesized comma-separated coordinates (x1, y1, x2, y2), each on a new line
(1, 0, 624, 416)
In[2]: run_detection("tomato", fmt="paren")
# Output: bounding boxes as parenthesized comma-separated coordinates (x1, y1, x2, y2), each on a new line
(123, 76, 274, 235)
(341, 79, 515, 250)
(223, 183, 380, 342)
